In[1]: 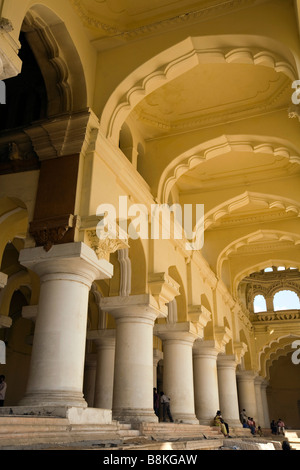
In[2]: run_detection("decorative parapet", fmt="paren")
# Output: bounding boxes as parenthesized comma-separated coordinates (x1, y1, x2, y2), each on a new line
(250, 309, 300, 323)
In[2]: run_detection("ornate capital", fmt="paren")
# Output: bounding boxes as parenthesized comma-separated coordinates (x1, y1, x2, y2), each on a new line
(86, 228, 128, 261)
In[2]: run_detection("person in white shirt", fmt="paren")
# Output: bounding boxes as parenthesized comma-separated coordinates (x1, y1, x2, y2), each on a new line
(160, 391, 174, 422)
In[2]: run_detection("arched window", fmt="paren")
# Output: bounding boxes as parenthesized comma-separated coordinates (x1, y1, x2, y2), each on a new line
(273, 290, 300, 311)
(253, 294, 267, 313)
(264, 267, 273, 272)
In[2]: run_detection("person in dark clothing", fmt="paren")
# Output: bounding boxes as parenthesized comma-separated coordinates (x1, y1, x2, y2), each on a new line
(153, 387, 160, 417)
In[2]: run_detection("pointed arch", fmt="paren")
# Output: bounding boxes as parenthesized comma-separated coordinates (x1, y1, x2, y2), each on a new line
(21, 4, 87, 116)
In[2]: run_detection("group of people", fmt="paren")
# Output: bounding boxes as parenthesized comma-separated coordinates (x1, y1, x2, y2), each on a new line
(271, 419, 286, 435)
(240, 408, 263, 436)
(153, 391, 288, 442)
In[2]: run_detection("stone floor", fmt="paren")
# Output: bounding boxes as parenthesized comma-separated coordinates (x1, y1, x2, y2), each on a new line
(0, 406, 299, 453)
(0, 414, 298, 452)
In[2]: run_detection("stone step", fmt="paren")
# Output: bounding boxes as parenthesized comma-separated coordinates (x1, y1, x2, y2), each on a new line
(137, 422, 223, 440)
(120, 438, 224, 451)
(0, 415, 123, 447)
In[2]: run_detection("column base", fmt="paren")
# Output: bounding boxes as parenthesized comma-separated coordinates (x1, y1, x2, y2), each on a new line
(0, 405, 112, 424)
(226, 419, 243, 427)
(198, 418, 215, 426)
(18, 390, 87, 409)
(113, 407, 158, 424)
(172, 413, 199, 425)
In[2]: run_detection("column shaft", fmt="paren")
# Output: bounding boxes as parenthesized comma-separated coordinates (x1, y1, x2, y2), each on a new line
(101, 294, 161, 423)
(18, 242, 113, 408)
(217, 355, 241, 426)
(193, 340, 220, 424)
(237, 370, 258, 422)
(94, 332, 115, 410)
(155, 323, 199, 424)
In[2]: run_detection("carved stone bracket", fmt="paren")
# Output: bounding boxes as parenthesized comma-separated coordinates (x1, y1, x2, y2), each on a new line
(148, 272, 180, 313)
(0, 314, 12, 329)
(214, 326, 232, 351)
(21, 305, 38, 323)
(29, 214, 76, 252)
(188, 304, 211, 337)
(24, 109, 98, 160)
(233, 341, 248, 365)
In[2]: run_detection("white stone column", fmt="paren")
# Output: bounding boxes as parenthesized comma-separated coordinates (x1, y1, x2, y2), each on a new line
(193, 340, 220, 424)
(254, 375, 266, 428)
(236, 370, 258, 422)
(100, 294, 162, 423)
(155, 322, 199, 424)
(217, 354, 241, 426)
(88, 329, 116, 410)
(83, 354, 97, 407)
(18, 242, 113, 408)
(261, 379, 270, 428)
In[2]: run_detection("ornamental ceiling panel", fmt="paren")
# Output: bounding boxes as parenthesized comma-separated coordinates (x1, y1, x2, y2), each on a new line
(131, 63, 290, 139)
(69, 0, 261, 44)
